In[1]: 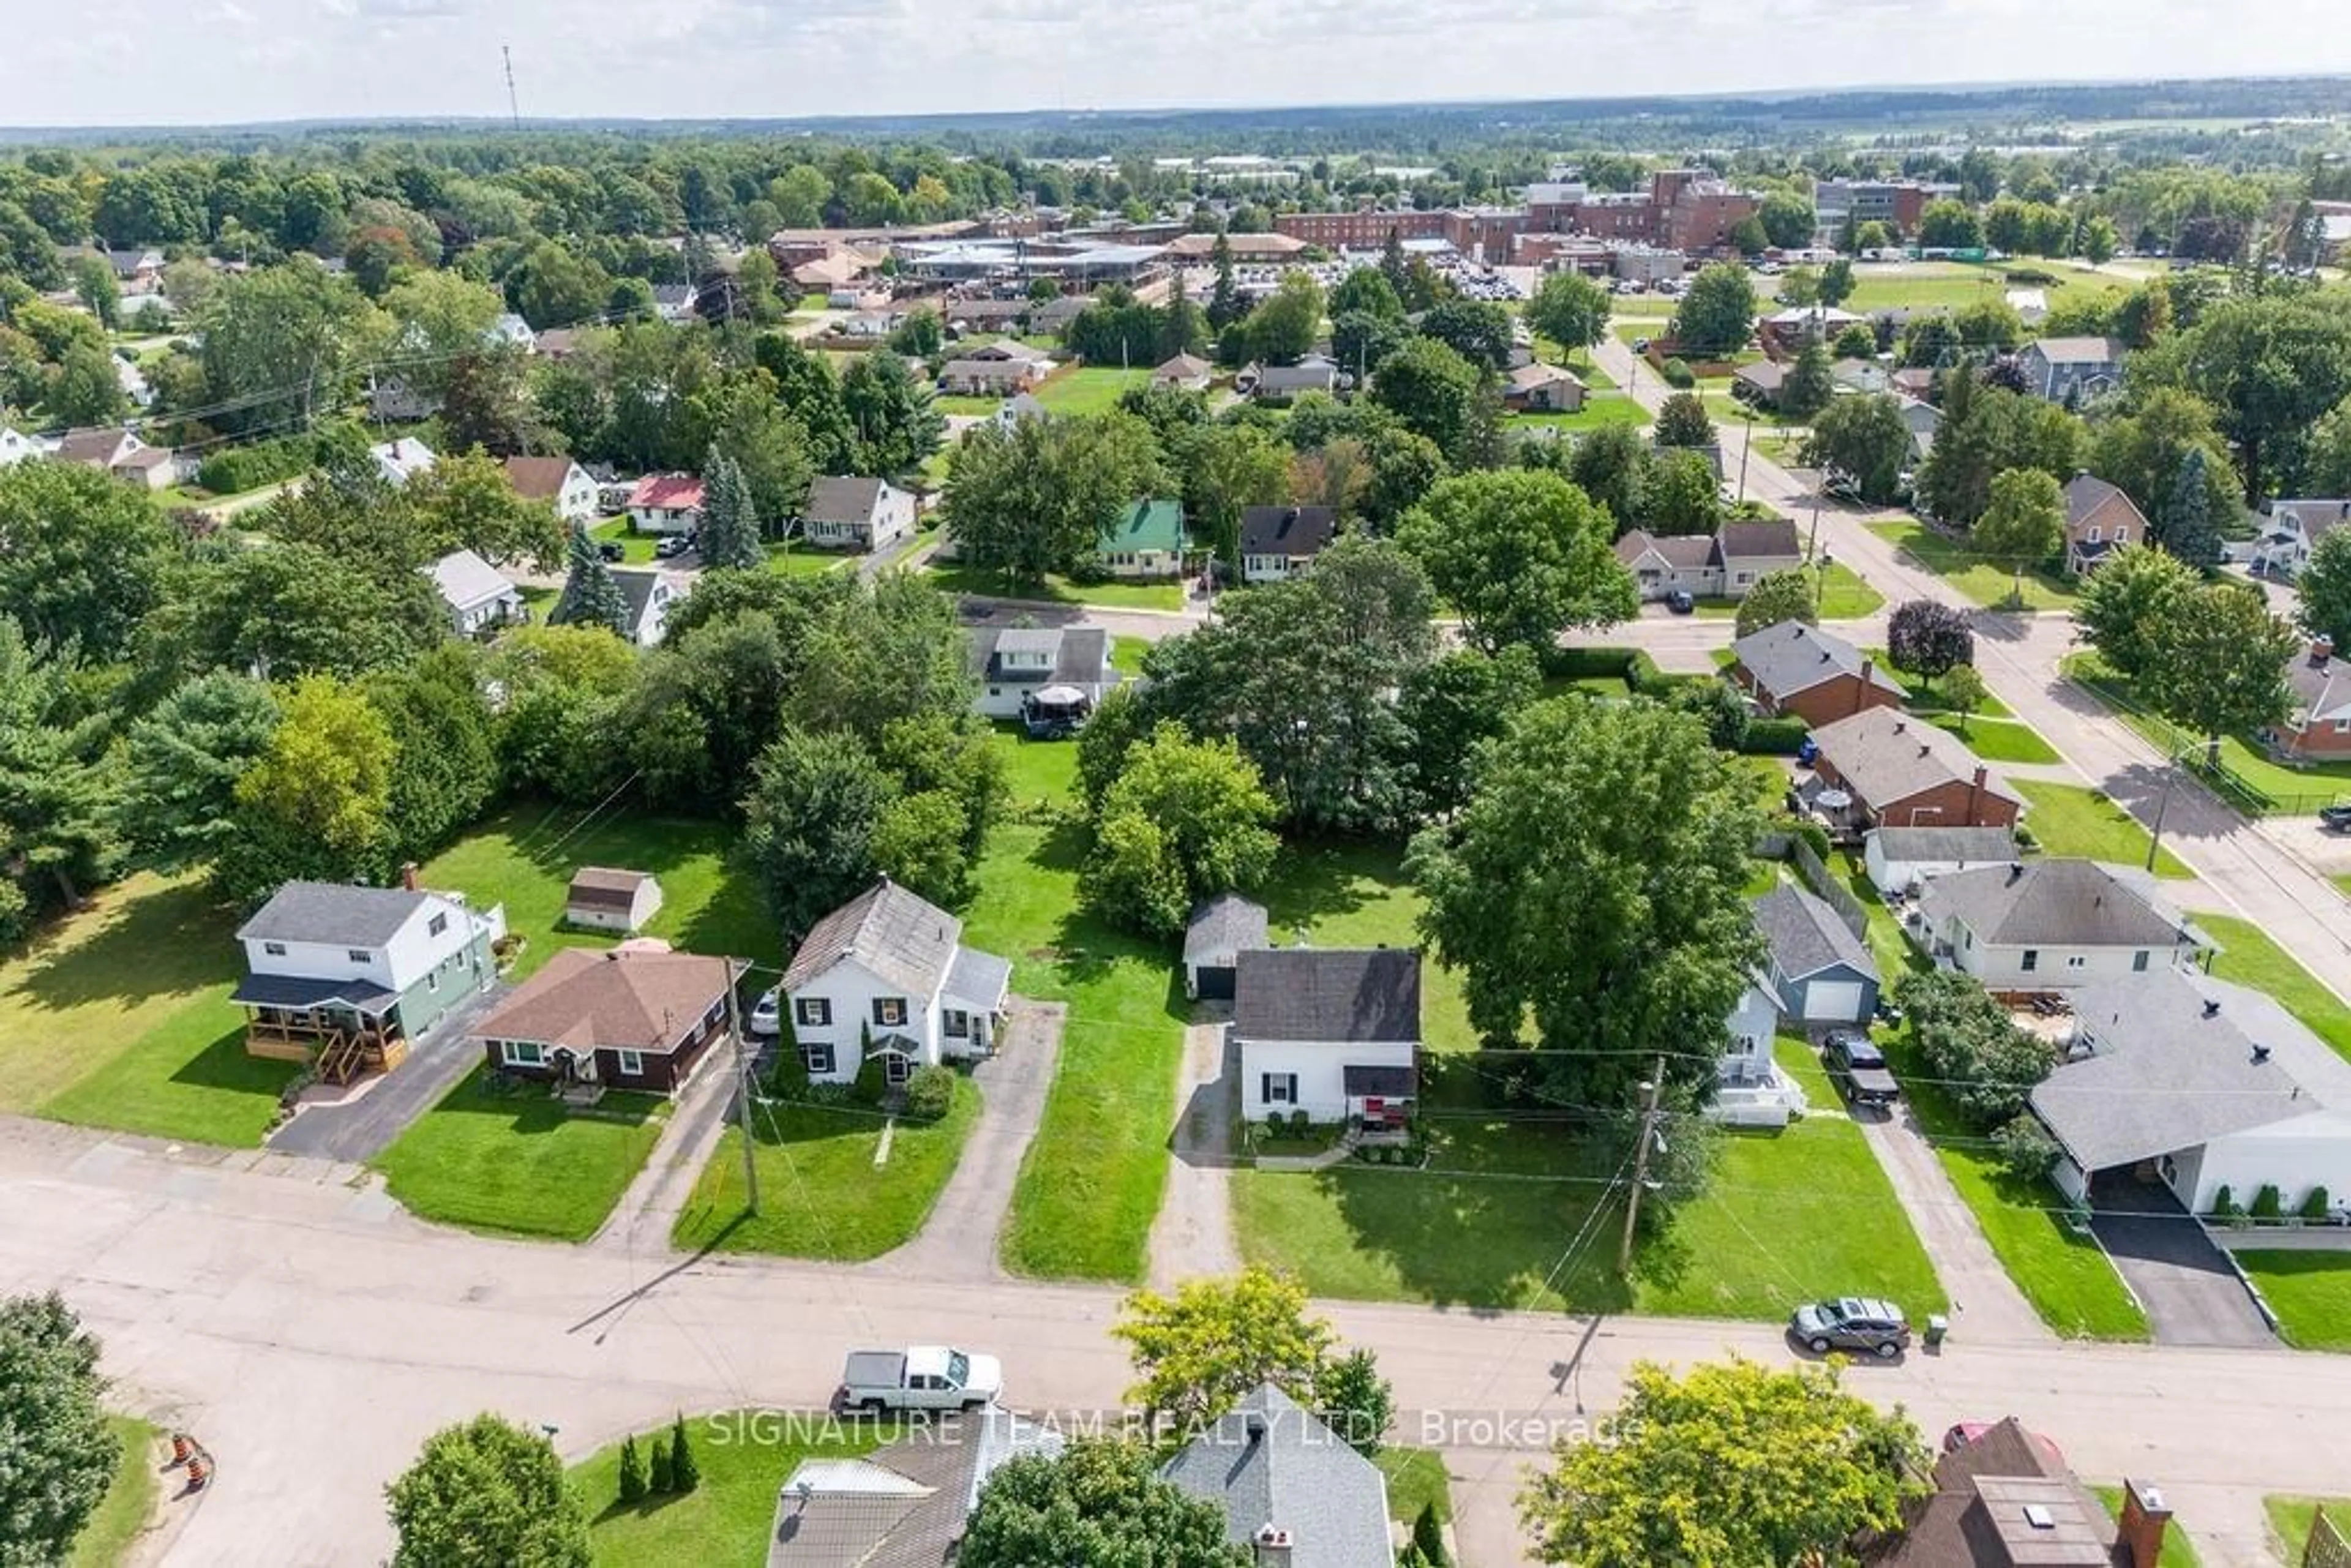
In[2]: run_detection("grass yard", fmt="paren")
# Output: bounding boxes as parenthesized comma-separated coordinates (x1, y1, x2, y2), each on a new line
(2268, 1496, 2351, 1561)
(1110, 636, 1149, 678)
(765, 544, 847, 577)
(933, 393, 1002, 415)
(2066, 653, 2351, 816)
(1234, 1039, 1948, 1321)
(43, 990, 295, 1146)
(2192, 912, 2351, 1063)
(571, 1410, 894, 1568)
(1505, 392, 1646, 434)
(1034, 367, 1150, 415)
(672, 1073, 981, 1260)
(978, 735, 1188, 1282)
(1689, 560, 1883, 622)
(374, 1069, 669, 1241)
(925, 562, 1184, 613)
(590, 517, 661, 565)
(2012, 781, 2192, 878)
(2091, 1487, 2202, 1567)
(67, 1416, 163, 1568)
(1868, 520, 2078, 611)
(2235, 1251, 2351, 1351)
(1889, 659, 2015, 719)
(1927, 714, 2063, 765)
(1376, 1448, 1452, 1526)
(1258, 840, 1471, 1051)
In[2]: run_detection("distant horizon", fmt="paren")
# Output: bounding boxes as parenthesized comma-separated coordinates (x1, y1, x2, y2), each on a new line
(10, 0, 2351, 133)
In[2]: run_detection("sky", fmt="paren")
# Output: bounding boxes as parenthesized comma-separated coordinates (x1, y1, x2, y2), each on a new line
(5, 0, 2351, 129)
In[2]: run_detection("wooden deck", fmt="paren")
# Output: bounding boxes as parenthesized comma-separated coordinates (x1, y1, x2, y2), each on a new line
(243, 1018, 407, 1084)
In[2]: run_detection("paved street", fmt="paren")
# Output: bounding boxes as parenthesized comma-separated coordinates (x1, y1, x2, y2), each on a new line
(5, 1117, 2345, 1568)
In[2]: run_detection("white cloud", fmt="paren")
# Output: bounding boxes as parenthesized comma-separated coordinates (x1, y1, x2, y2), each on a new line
(1, 0, 2346, 126)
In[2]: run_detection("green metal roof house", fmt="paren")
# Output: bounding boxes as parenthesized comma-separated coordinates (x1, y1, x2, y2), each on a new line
(1097, 498, 1188, 579)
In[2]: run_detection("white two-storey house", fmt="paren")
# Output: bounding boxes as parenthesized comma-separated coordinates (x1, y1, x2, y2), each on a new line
(780, 880, 1012, 1087)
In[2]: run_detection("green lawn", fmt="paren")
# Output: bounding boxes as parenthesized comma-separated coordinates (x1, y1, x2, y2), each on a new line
(374, 1068, 669, 1241)
(2268, 1496, 2351, 1562)
(2235, 1251, 2351, 1351)
(978, 735, 1188, 1282)
(925, 562, 1184, 613)
(1257, 841, 1472, 1051)
(1376, 1447, 1452, 1526)
(1889, 658, 2015, 719)
(2067, 653, 2351, 816)
(1035, 367, 1150, 415)
(68, 1416, 162, 1568)
(765, 544, 847, 577)
(2091, 1487, 2202, 1568)
(1693, 561, 1881, 621)
(934, 393, 1002, 415)
(1110, 636, 1149, 678)
(1835, 855, 2149, 1340)
(2012, 781, 2192, 878)
(571, 1410, 893, 1568)
(2192, 912, 2351, 1063)
(672, 1073, 981, 1259)
(43, 989, 296, 1146)
(1868, 520, 2079, 611)
(1927, 714, 2063, 765)
(591, 517, 661, 565)
(1840, 261, 2135, 317)
(1506, 393, 1647, 434)
(1234, 1040, 1948, 1321)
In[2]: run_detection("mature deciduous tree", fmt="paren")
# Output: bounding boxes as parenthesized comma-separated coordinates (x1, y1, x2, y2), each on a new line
(1672, 263, 1757, 358)
(0, 1292, 118, 1567)
(1638, 448, 1725, 536)
(1896, 969, 2057, 1128)
(2142, 581, 2300, 769)
(1397, 470, 1635, 656)
(2296, 527, 2351, 652)
(0, 461, 176, 661)
(1395, 646, 1540, 820)
(1082, 724, 1278, 937)
(1174, 421, 1289, 565)
(1886, 598, 1975, 686)
(739, 729, 893, 940)
(2072, 542, 2199, 681)
(385, 1414, 591, 1568)
(1369, 335, 1487, 465)
(1734, 569, 1820, 637)
(839, 349, 945, 477)
(217, 675, 396, 901)
(2128, 290, 2351, 500)
(1972, 467, 2068, 601)
(1115, 1268, 1332, 1428)
(1524, 271, 1610, 361)
(945, 412, 1168, 585)
(962, 1441, 1248, 1568)
(1419, 298, 1515, 372)
(1802, 392, 1913, 505)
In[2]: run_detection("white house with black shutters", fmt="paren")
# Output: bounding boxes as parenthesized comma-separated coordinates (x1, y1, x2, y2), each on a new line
(1233, 948, 1421, 1124)
(779, 880, 1011, 1086)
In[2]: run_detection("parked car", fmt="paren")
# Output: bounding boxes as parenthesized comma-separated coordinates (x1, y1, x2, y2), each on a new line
(2320, 804, 2351, 833)
(596, 541, 624, 563)
(747, 987, 781, 1037)
(841, 1347, 1003, 1412)
(1824, 1030, 1900, 1107)
(1632, 337, 1652, 354)
(1791, 1297, 1911, 1359)
(1665, 589, 1695, 615)
(654, 533, 695, 560)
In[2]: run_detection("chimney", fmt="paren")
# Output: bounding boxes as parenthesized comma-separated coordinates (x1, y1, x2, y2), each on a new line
(2313, 636, 2336, 669)
(2118, 1479, 2173, 1568)
(400, 861, 419, 892)
(1853, 659, 1875, 716)
(1967, 765, 1987, 825)
(1252, 1523, 1294, 1568)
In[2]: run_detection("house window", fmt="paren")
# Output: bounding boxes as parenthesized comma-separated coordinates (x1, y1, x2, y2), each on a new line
(502, 1041, 544, 1068)
(2115, 527, 2129, 544)
(873, 997, 907, 1028)
(885, 1053, 913, 1086)
(2087, 526, 2101, 543)
(616, 1049, 645, 1078)
(264, 941, 287, 957)
(795, 997, 831, 1028)
(427, 912, 448, 937)
(1261, 1073, 1297, 1105)
(2336, 718, 2351, 733)
(2066, 955, 2087, 969)
(426, 970, 438, 993)
(347, 949, 372, 964)
(2134, 950, 2151, 972)
(945, 1009, 969, 1038)
(803, 1043, 834, 1076)
(2020, 949, 2039, 972)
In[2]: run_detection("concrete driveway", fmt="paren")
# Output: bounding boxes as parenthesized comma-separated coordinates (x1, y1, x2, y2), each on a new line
(2089, 1176, 2274, 1348)
(264, 983, 505, 1163)
(1149, 1007, 1240, 1287)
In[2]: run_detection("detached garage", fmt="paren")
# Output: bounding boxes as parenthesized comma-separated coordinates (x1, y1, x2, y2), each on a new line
(1753, 883, 1881, 1026)
(1185, 893, 1270, 1001)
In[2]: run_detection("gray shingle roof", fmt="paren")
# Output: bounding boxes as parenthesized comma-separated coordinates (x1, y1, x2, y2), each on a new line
(1235, 948, 1421, 1043)
(966, 625, 1114, 687)
(427, 548, 517, 613)
(782, 879, 964, 994)
(1918, 860, 2192, 950)
(803, 475, 889, 525)
(1731, 620, 1907, 702)
(237, 882, 435, 949)
(1159, 1384, 1392, 1568)
(1614, 529, 1715, 569)
(1867, 825, 2017, 865)
(769, 1408, 1061, 1568)
(2031, 970, 2351, 1172)
(2030, 336, 2124, 365)
(1752, 884, 1877, 983)
(1239, 506, 1337, 559)
(1715, 519, 1802, 562)
(1185, 893, 1270, 965)
(2064, 473, 2146, 532)
(1808, 708, 2022, 811)
(943, 945, 1011, 1010)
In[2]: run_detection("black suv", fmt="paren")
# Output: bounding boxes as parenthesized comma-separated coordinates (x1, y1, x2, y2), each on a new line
(1791, 1297, 1911, 1359)
(1824, 1030, 1900, 1107)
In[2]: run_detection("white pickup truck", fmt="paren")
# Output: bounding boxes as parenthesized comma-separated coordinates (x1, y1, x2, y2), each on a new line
(840, 1346, 1004, 1412)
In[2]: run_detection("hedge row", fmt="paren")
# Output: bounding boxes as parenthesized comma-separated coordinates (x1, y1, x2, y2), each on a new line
(196, 435, 317, 497)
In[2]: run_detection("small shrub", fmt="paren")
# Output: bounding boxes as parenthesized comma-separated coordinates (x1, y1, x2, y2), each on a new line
(2301, 1185, 2332, 1221)
(1357, 1143, 1380, 1163)
(617, 1435, 647, 1503)
(1268, 1114, 1289, 1140)
(2250, 1184, 2284, 1220)
(1543, 645, 1638, 682)
(668, 1414, 699, 1494)
(2209, 1184, 2237, 1220)
(1288, 1108, 1310, 1133)
(903, 1063, 954, 1121)
(1413, 1500, 1450, 1566)
(1662, 357, 1696, 388)
(1992, 1114, 2059, 1183)
(2012, 822, 2038, 852)
(1741, 717, 1812, 756)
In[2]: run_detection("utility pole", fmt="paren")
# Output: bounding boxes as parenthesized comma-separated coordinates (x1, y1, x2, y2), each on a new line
(722, 956, 759, 1214)
(1616, 1059, 1667, 1275)
(502, 45, 522, 128)
(2147, 746, 2188, 873)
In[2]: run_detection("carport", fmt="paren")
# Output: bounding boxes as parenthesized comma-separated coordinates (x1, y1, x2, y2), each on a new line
(2087, 1169, 2274, 1348)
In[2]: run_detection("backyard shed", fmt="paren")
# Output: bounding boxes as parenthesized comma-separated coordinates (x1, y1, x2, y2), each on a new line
(564, 867, 664, 934)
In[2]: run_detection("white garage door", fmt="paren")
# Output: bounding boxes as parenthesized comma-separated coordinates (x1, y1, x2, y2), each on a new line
(1804, 980, 1866, 1021)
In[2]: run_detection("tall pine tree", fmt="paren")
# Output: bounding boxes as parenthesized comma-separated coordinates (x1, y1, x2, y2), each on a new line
(697, 446, 763, 570)
(1206, 231, 1240, 331)
(2161, 446, 2224, 568)
(554, 522, 631, 639)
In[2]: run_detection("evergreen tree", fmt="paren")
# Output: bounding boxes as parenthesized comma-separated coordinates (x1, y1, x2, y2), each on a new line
(647, 1427, 675, 1493)
(1380, 227, 1411, 302)
(697, 446, 763, 571)
(1780, 337, 1835, 421)
(2160, 446, 2225, 568)
(669, 1413, 700, 1495)
(617, 1435, 647, 1504)
(555, 522, 631, 639)
(1412, 1501, 1450, 1566)
(1206, 232, 1241, 330)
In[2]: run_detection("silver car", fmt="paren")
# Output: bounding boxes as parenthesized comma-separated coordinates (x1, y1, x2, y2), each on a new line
(1791, 1297, 1911, 1359)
